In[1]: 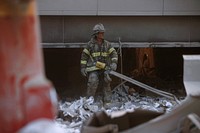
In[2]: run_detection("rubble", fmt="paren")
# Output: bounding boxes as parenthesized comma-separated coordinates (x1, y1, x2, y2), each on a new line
(55, 84, 182, 133)
(18, 119, 66, 133)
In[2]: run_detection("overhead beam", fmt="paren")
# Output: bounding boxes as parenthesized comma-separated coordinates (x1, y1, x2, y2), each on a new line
(42, 42, 200, 48)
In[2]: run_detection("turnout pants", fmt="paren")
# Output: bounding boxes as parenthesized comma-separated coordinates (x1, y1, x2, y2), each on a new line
(87, 71, 112, 102)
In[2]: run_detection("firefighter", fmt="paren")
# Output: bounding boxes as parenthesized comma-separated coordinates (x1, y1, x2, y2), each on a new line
(80, 23, 118, 102)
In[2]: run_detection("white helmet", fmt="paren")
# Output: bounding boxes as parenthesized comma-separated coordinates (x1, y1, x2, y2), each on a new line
(93, 23, 105, 35)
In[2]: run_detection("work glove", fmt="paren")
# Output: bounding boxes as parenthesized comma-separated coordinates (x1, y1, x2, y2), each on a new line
(81, 68, 87, 77)
(104, 70, 112, 83)
(110, 63, 117, 71)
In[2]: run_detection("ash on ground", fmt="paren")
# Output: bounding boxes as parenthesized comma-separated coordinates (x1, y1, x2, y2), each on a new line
(55, 84, 184, 133)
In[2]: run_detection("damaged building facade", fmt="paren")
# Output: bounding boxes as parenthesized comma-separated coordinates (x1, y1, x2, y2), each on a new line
(37, 0, 200, 99)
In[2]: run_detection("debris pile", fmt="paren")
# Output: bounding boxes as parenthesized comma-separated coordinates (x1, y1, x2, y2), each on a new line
(55, 85, 181, 133)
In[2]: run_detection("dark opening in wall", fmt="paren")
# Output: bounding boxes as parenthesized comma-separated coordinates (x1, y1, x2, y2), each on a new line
(43, 48, 86, 99)
(43, 48, 200, 99)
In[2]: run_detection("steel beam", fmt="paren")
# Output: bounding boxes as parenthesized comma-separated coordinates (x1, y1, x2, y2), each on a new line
(42, 42, 200, 48)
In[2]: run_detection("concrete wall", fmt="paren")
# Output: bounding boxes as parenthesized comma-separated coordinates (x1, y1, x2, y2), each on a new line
(37, 1, 200, 45)
(37, 0, 200, 16)
(40, 16, 200, 43)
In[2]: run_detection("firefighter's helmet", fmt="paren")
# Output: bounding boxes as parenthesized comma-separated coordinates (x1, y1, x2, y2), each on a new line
(93, 23, 105, 35)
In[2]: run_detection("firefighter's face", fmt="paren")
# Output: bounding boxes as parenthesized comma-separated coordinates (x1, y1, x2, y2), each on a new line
(97, 32, 104, 40)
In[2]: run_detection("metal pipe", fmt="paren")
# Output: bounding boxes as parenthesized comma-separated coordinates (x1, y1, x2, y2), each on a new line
(118, 37, 123, 83)
(109, 71, 180, 104)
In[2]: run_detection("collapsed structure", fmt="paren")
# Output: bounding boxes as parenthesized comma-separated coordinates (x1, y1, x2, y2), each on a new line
(0, 0, 200, 133)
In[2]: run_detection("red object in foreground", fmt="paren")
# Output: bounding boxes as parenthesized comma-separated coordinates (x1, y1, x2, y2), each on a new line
(0, 1, 57, 133)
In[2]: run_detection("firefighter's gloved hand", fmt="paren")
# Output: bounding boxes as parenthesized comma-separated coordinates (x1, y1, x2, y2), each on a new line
(81, 68, 87, 77)
(104, 70, 112, 83)
(110, 63, 117, 71)
(105, 65, 110, 70)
